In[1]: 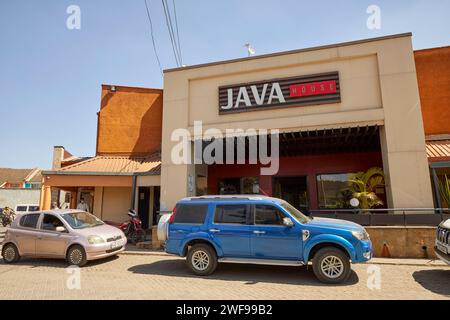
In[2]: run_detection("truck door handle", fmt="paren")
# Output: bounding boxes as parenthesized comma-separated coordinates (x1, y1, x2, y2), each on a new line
(209, 229, 220, 233)
(253, 230, 266, 234)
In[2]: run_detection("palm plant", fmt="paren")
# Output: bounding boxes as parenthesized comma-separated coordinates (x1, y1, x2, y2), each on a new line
(347, 167, 385, 210)
(438, 174, 450, 208)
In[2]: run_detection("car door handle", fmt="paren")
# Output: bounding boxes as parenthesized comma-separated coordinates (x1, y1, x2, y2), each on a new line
(253, 230, 266, 234)
(209, 229, 220, 233)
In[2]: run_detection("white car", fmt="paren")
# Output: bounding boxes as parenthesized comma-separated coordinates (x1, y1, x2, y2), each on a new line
(14, 204, 40, 213)
(435, 219, 450, 265)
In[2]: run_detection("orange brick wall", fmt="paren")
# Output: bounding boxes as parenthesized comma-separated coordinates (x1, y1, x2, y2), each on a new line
(415, 47, 450, 136)
(96, 85, 163, 155)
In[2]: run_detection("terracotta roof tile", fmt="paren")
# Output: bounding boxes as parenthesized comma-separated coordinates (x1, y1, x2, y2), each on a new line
(56, 153, 161, 175)
(427, 140, 450, 162)
(0, 168, 41, 184)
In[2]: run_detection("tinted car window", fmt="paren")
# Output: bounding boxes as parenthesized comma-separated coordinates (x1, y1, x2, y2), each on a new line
(214, 204, 247, 224)
(255, 205, 285, 225)
(29, 206, 40, 212)
(173, 204, 208, 224)
(41, 214, 64, 231)
(16, 206, 27, 212)
(20, 214, 40, 229)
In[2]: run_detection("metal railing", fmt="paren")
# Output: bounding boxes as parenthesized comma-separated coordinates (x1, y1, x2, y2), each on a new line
(309, 208, 450, 226)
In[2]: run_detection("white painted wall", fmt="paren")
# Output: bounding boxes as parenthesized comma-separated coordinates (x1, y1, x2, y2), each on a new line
(0, 189, 41, 209)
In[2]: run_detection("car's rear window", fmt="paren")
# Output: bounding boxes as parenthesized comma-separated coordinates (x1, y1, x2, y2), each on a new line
(19, 213, 40, 229)
(214, 204, 247, 224)
(173, 204, 209, 224)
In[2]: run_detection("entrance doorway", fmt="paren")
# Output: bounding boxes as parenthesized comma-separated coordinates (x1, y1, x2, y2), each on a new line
(138, 187, 150, 229)
(152, 186, 160, 226)
(273, 176, 309, 214)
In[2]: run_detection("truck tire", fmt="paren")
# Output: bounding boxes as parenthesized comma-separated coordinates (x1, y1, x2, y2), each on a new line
(312, 247, 351, 284)
(157, 214, 171, 241)
(186, 243, 218, 276)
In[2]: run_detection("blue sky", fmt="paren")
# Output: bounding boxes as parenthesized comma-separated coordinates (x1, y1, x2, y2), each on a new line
(0, 0, 449, 169)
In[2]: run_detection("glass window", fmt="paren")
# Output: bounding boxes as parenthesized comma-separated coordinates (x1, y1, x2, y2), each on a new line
(196, 175, 208, 196)
(20, 214, 40, 229)
(317, 173, 354, 209)
(218, 178, 240, 195)
(61, 211, 104, 229)
(28, 206, 40, 212)
(214, 204, 247, 224)
(173, 204, 208, 224)
(255, 205, 285, 225)
(280, 201, 311, 224)
(41, 214, 64, 231)
(16, 206, 28, 212)
(218, 177, 259, 195)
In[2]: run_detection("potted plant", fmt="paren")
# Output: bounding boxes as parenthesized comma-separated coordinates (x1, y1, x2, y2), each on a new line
(347, 167, 385, 210)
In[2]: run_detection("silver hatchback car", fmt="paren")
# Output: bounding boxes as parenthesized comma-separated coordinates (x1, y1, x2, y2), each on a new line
(1, 209, 126, 266)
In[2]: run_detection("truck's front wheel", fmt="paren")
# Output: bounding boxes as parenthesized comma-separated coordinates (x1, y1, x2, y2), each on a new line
(312, 247, 351, 284)
(186, 244, 218, 276)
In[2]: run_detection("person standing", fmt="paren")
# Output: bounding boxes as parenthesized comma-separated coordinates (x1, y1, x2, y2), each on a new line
(76, 198, 90, 212)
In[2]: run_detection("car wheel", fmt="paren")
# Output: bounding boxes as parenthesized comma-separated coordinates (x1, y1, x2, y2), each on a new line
(2, 243, 20, 263)
(312, 247, 351, 284)
(67, 245, 87, 267)
(187, 244, 218, 276)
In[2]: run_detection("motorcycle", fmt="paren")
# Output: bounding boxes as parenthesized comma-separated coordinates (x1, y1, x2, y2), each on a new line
(1, 207, 16, 227)
(105, 210, 146, 244)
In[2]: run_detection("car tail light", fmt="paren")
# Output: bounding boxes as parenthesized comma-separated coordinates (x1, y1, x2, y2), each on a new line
(168, 206, 177, 224)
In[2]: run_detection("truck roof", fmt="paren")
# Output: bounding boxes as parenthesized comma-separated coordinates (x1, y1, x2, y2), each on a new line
(179, 195, 284, 203)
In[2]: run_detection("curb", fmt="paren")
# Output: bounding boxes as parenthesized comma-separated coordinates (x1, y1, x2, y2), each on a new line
(120, 250, 169, 257)
(369, 259, 448, 267)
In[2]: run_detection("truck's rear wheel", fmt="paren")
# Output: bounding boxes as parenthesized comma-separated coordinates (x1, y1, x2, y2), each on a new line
(186, 244, 217, 276)
(312, 247, 351, 284)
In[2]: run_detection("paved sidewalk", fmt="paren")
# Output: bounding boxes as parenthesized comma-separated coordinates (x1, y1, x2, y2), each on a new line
(0, 254, 448, 300)
(121, 248, 448, 267)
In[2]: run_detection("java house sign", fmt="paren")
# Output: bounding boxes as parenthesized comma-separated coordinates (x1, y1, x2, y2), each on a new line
(219, 71, 340, 114)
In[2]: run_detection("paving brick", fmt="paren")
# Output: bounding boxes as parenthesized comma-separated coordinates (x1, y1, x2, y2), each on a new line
(0, 254, 449, 300)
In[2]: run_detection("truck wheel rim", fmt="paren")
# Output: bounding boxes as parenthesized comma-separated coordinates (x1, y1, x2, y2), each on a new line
(192, 250, 209, 271)
(70, 249, 83, 265)
(320, 255, 344, 279)
(4, 247, 15, 262)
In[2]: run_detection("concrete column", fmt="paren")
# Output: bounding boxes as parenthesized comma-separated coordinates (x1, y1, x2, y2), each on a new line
(93, 187, 104, 219)
(40, 185, 52, 210)
(377, 37, 434, 209)
(70, 191, 77, 209)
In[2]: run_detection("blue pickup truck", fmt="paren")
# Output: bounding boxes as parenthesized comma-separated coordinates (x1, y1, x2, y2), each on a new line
(157, 195, 372, 283)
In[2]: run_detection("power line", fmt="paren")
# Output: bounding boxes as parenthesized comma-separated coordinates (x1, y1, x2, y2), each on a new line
(161, 0, 181, 66)
(144, 0, 163, 75)
(172, 0, 182, 65)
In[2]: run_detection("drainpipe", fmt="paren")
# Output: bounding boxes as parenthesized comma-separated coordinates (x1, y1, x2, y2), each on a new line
(130, 175, 137, 211)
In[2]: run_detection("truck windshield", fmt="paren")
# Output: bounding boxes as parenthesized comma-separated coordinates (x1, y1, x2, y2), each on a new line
(280, 201, 311, 224)
(61, 211, 104, 229)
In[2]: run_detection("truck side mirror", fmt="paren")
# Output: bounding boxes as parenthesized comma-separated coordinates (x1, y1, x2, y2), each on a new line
(283, 217, 294, 227)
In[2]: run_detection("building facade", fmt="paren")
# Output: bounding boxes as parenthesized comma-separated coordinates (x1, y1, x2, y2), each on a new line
(41, 33, 450, 231)
(0, 168, 41, 209)
(41, 85, 162, 228)
(160, 33, 437, 212)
